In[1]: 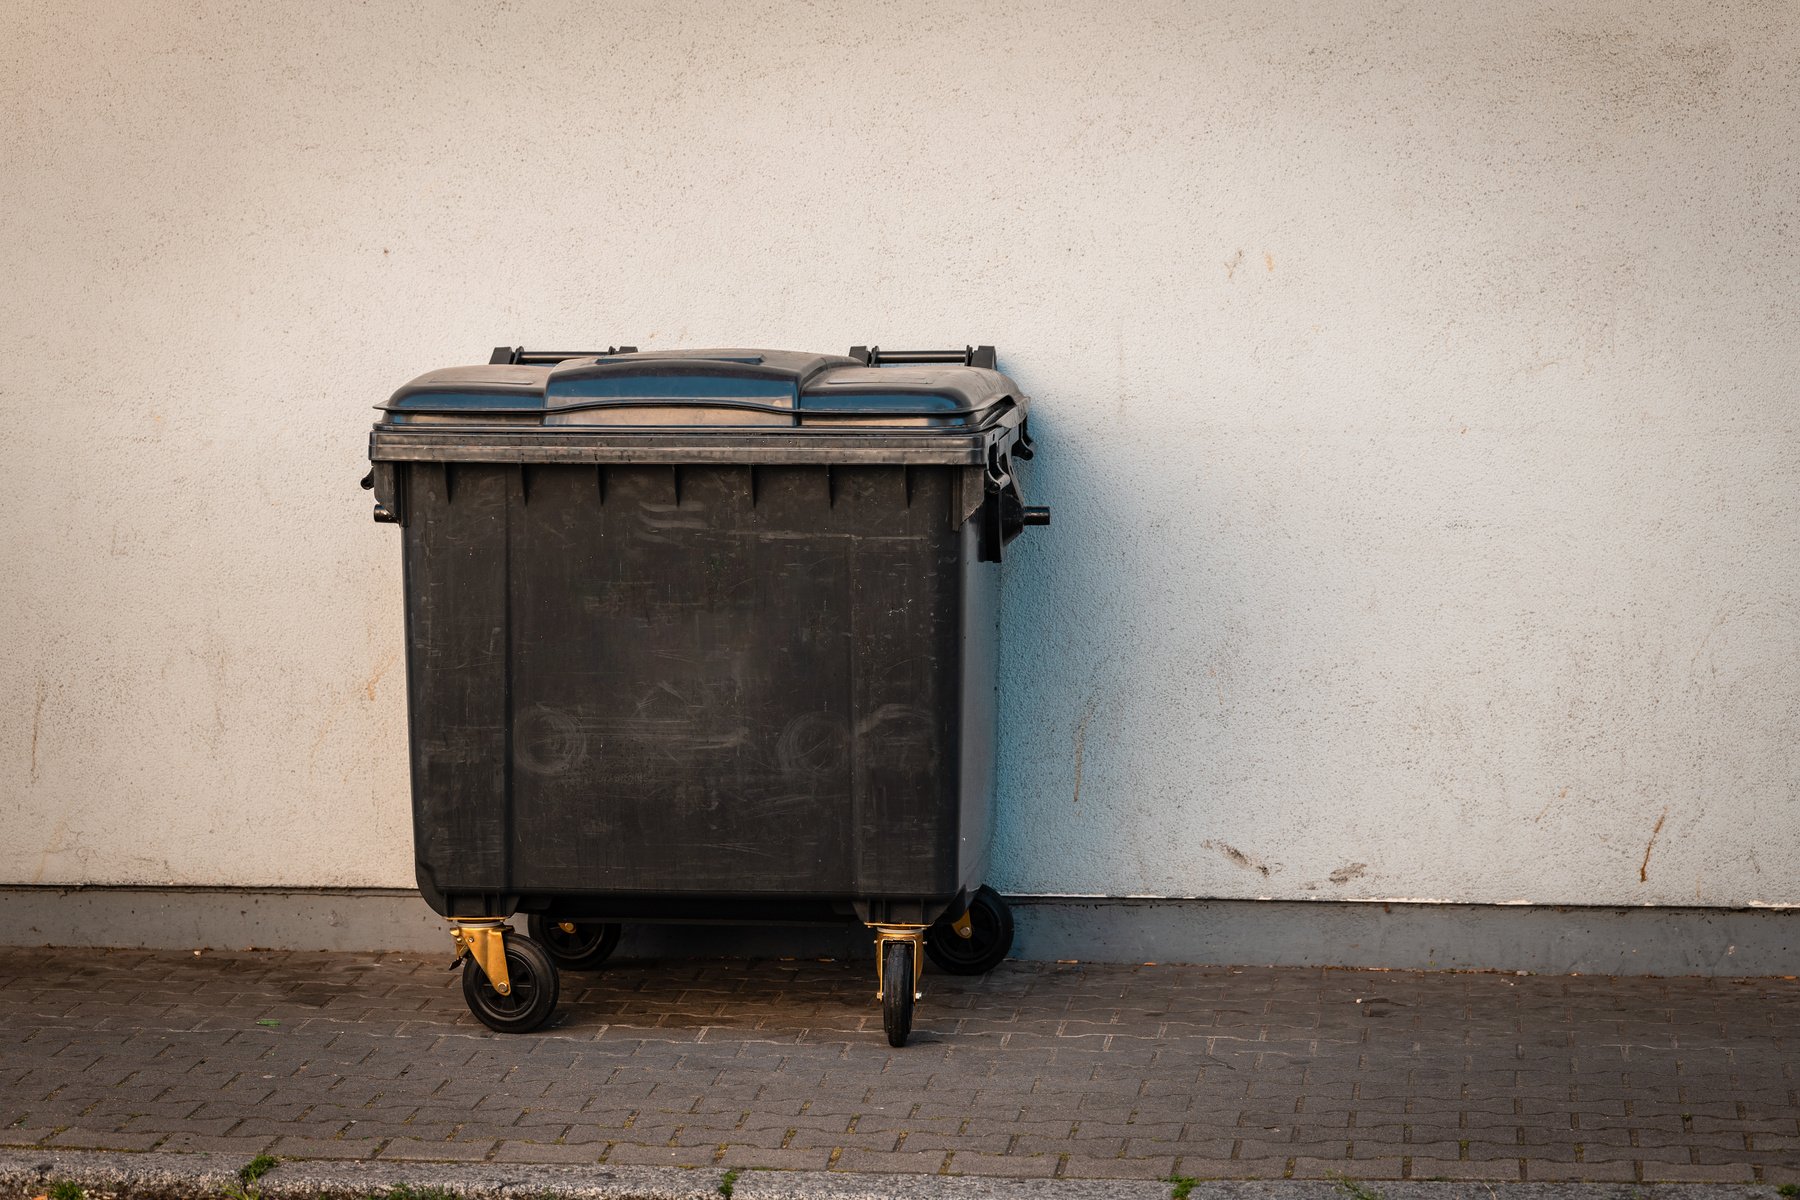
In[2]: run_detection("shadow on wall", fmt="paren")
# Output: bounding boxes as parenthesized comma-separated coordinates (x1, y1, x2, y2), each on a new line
(991, 399, 1261, 897)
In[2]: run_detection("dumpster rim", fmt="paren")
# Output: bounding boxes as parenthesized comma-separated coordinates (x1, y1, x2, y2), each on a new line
(367, 425, 1019, 466)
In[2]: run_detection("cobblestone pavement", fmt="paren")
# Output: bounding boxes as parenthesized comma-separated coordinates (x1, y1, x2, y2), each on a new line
(0, 948, 1794, 1185)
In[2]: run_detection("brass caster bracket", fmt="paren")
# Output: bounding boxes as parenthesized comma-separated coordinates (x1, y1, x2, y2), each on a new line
(449, 919, 512, 996)
(869, 923, 927, 1002)
(952, 908, 974, 939)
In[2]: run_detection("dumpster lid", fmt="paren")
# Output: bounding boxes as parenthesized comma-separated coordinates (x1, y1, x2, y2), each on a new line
(379, 348, 1024, 429)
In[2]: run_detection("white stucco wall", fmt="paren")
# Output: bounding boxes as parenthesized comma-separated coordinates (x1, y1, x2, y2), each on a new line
(3, 0, 1796, 907)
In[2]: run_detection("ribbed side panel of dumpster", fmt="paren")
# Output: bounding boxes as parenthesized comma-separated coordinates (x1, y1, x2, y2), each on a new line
(401, 462, 978, 912)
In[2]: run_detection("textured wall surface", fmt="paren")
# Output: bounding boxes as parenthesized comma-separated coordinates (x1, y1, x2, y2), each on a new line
(2, 1, 1796, 907)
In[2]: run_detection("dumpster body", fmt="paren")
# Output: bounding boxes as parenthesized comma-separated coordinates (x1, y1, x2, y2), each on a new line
(365, 346, 1046, 1041)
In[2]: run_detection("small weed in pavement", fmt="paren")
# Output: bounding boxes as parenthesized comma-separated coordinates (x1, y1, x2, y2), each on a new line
(1777, 1186, 1798, 1198)
(240, 1157, 278, 1185)
(47, 1182, 83, 1200)
(1334, 1177, 1383, 1200)
(380, 1188, 462, 1200)
(224, 1156, 279, 1200)
(1166, 1177, 1199, 1200)
(719, 1168, 741, 1198)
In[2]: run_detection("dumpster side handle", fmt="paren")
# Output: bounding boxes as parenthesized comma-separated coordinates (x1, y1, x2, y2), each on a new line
(361, 459, 405, 525)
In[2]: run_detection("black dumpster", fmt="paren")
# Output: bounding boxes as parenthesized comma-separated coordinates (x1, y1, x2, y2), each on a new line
(363, 344, 1047, 1043)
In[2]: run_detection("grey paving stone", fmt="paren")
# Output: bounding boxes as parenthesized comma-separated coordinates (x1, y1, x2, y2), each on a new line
(712, 1147, 832, 1170)
(0, 1127, 56, 1148)
(944, 1152, 1061, 1177)
(377, 1138, 496, 1161)
(265, 1136, 388, 1159)
(1523, 1161, 1641, 1182)
(46, 1129, 165, 1152)
(151, 1132, 280, 1156)
(487, 1141, 606, 1164)
(604, 1142, 716, 1168)
(899, 1131, 1013, 1153)
(1639, 1162, 1760, 1182)
(788, 1129, 900, 1152)
(831, 1148, 951, 1174)
(1059, 1155, 1180, 1179)
(1292, 1154, 1407, 1179)
(1402, 1158, 1525, 1181)
(1172, 1157, 1280, 1179)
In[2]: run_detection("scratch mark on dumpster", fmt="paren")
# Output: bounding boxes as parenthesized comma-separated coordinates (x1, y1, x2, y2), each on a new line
(1639, 807, 1669, 883)
(698, 841, 782, 860)
(1328, 862, 1368, 885)
(30, 677, 46, 783)
(514, 705, 587, 776)
(777, 712, 850, 779)
(1224, 249, 1244, 281)
(855, 703, 931, 737)
(1072, 695, 1098, 804)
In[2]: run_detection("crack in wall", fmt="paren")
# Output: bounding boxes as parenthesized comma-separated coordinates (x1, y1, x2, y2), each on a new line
(30, 678, 46, 784)
(1640, 807, 1669, 883)
(1072, 695, 1098, 805)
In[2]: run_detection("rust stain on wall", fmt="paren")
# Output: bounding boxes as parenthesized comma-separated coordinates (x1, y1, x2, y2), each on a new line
(364, 650, 401, 702)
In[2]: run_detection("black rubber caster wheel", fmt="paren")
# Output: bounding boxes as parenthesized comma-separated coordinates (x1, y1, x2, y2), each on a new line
(882, 939, 915, 1048)
(924, 885, 1014, 976)
(527, 915, 623, 971)
(461, 933, 560, 1034)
